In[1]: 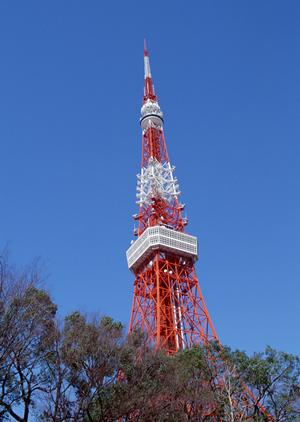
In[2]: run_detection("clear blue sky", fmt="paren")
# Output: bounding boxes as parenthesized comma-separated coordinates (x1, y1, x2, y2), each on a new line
(0, 1, 299, 354)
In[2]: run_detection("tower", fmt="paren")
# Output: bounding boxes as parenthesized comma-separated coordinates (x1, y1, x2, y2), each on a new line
(126, 42, 219, 354)
(125, 42, 274, 421)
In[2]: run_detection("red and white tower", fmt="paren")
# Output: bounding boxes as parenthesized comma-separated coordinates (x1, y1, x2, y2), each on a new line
(125, 43, 273, 421)
(126, 42, 219, 354)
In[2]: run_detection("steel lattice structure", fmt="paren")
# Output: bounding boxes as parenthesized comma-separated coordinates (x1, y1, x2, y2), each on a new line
(125, 42, 273, 420)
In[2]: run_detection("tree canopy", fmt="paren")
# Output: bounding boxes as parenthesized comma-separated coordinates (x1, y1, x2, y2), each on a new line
(0, 254, 299, 421)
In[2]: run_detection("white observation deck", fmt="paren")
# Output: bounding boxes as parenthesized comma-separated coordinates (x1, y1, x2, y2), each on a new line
(126, 225, 198, 272)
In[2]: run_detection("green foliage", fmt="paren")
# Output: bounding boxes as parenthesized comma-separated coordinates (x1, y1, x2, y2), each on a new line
(227, 346, 300, 421)
(0, 277, 58, 421)
(0, 255, 299, 421)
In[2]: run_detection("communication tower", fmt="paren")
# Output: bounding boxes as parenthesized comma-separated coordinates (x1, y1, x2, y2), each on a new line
(125, 42, 273, 421)
(126, 42, 218, 354)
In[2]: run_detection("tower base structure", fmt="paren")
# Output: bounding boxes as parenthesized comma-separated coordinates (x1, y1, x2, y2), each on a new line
(127, 248, 218, 354)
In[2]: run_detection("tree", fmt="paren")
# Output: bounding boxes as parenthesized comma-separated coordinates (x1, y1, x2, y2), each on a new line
(226, 346, 300, 421)
(0, 253, 57, 422)
(1, 253, 299, 421)
(40, 313, 125, 421)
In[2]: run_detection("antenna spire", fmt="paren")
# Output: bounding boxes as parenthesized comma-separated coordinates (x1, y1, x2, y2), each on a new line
(144, 38, 148, 57)
(143, 39, 156, 102)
